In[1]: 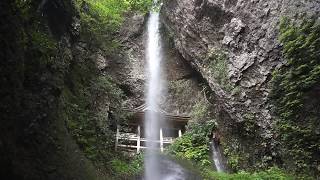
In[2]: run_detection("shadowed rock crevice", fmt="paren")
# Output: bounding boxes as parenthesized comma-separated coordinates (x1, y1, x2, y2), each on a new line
(40, 0, 76, 39)
(196, 2, 234, 29)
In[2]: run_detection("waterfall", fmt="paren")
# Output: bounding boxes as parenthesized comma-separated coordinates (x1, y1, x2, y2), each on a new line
(144, 3, 164, 180)
(211, 140, 226, 172)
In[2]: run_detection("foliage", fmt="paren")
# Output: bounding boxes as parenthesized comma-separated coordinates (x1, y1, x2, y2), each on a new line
(191, 101, 210, 122)
(110, 154, 144, 178)
(240, 113, 259, 137)
(169, 79, 195, 97)
(75, 0, 152, 25)
(270, 17, 320, 175)
(168, 120, 216, 167)
(168, 96, 217, 167)
(63, 0, 153, 171)
(62, 69, 125, 167)
(89, 76, 124, 107)
(10, 0, 141, 178)
(126, 0, 153, 13)
(14, 0, 59, 68)
(202, 167, 295, 180)
(75, 0, 153, 52)
(207, 49, 233, 92)
(5, 0, 114, 178)
(190, 98, 215, 122)
(222, 140, 243, 171)
(30, 30, 57, 56)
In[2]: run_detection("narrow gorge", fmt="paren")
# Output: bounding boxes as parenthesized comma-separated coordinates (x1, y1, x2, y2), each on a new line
(0, 0, 319, 179)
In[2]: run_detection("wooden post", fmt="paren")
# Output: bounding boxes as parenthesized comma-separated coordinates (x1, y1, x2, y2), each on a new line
(115, 125, 120, 150)
(160, 128, 164, 152)
(178, 129, 182, 137)
(137, 125, 141, 153)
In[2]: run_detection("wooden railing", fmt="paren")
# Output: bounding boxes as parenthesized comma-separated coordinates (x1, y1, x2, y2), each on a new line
(115, 125, 182, 153)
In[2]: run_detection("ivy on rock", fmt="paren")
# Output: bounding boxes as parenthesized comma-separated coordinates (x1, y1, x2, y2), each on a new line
(270, 17, 320, 176)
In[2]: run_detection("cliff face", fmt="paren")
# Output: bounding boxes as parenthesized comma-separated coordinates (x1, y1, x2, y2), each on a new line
(0, 0, 110, 179)
(2, 0, 319, 178)
(119, 13, 206, 116)
(0, 1, 206, 178)
(161, 0, 320, 172)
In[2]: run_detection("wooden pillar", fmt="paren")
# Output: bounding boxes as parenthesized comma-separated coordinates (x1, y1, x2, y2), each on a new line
(160, 128, 164, 152)
(178, 129, 182, 137)
(137, 125, 141, 153)
(115, 125, 120, 150)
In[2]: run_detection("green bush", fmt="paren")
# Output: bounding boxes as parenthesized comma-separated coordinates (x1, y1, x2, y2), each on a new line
(168, 120, 216, 167)
(110, 154, 144, 178)
(168, 96, 217, 167)
(202, 167, 294, 180)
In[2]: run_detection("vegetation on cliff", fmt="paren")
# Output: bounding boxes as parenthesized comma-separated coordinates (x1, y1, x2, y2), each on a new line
(1, 0, 152, 179)
(202, 167, 294, 180)
(62, 0, 153, 177)
(168, 120, 216, 167)
(207, 49, 233, 92)
(1, 0, 101, 179)
(167, 96, 216, 167)
(271, 17, 320, 176)
(2, 0, 320, 179)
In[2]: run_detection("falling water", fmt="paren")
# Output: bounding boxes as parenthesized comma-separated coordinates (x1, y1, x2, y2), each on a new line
(144, 3, 164, 180)
(211, 141, 226, 172)
(143, 2, 203, 180)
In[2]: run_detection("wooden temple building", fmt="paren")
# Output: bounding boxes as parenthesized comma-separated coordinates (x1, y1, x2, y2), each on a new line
(115, 104, 190, 153)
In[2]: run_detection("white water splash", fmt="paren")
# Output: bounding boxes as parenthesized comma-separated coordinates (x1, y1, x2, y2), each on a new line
(144, 9, 164, 180)
(211, 141, 225, 172)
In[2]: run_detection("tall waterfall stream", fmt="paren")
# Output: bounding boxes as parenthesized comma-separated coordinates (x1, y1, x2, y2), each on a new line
(144, 8, 164, 180)
(143, 4, 196, 180)
(143, 2, 224, 179)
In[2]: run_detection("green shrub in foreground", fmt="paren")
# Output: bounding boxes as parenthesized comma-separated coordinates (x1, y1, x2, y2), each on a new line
(111, 154, 143, 178)
(202, 167, 295, 180)
(168, 120, 216, 167)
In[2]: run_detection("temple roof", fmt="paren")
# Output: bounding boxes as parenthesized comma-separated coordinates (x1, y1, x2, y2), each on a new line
(132, 104, 190, 120)
(126, 104, 191, 127)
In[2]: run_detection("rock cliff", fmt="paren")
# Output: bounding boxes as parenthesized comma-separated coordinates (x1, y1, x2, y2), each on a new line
(118, 12, 206, 116)
(0, 0, 113, 179)
(161, 0, 320, 173)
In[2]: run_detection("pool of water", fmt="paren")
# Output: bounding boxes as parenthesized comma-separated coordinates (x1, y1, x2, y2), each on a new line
(140, 154, 202, 180)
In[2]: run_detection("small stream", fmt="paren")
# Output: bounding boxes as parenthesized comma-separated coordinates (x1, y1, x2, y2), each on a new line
(136, 141, 227, 180)
(210, 140, 226, 172)
(141, 155, 202, 180)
